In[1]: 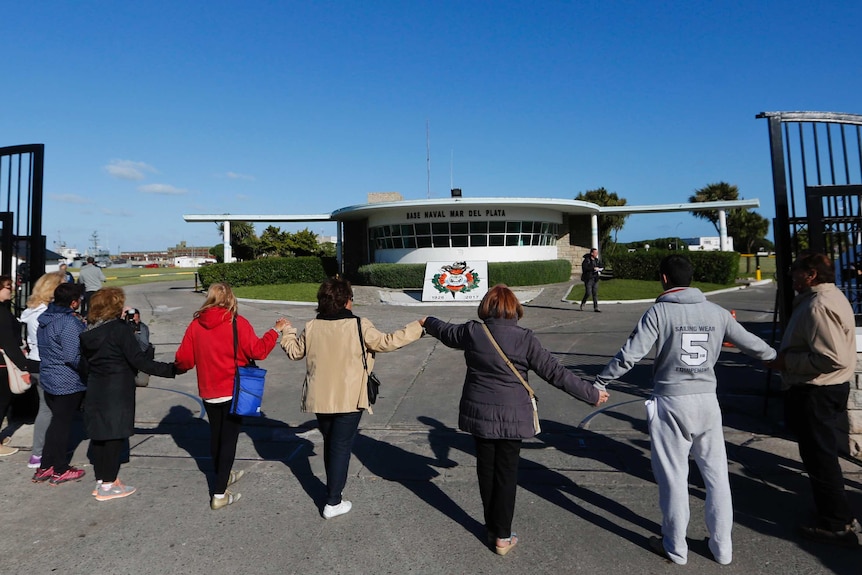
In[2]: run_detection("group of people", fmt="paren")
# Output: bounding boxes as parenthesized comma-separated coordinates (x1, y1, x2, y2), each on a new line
(0, 250, 857, 562)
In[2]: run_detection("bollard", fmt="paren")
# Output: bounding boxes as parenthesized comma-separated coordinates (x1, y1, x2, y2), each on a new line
(756, 265, 761, 281)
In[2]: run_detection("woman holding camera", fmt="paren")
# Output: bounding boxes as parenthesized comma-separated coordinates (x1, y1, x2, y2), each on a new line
(79, 287, 177, 501)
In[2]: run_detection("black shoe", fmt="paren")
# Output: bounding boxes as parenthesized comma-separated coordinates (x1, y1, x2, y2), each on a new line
(579, 303, 584, 311)
(594, 308, 601, 313)
(798, 524, 859, 548)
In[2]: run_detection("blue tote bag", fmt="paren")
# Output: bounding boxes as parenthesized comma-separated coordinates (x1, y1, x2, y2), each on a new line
(230, 317, 267, 417)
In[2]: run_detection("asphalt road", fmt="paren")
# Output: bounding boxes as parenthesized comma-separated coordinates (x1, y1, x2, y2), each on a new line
(0, 279, 859, 575)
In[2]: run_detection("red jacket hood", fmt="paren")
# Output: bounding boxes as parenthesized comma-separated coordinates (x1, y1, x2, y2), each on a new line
(197, 307, 233, 330)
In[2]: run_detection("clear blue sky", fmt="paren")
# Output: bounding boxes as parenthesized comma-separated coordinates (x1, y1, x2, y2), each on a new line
(3, 1, 861, 253)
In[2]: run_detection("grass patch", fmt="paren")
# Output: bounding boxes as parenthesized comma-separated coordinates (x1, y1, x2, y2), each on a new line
(86, 267, 199, 287)
(232, 283, 320, 302)
(567, 278, 736, 301)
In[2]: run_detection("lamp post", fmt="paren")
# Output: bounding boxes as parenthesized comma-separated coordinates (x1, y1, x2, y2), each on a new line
(673, 222, 682, 250)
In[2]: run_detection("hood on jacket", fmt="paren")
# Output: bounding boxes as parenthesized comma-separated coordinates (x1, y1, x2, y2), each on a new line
(37, 302, 78, 327)
(196, 307, 233, 330)
(656, 286, 706, 305)
(20, 303, 47, 323)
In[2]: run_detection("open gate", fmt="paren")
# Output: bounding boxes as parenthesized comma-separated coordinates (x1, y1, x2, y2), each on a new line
(757, 112, 862, 325)
(0, 144, 46, 316)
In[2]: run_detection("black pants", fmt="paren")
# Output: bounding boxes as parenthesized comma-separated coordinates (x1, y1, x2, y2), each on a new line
(784, 383, 853, 531)
(91, 438, 124, 482)
(581, 277, 599, 308)
(82, 291, 97, 317)
(204, 401, 243, 495)
(474, 436, 522, 539)
(317, 411, 363, 506)
(0, 367, 11, 435)
(42, 391, 84, 474)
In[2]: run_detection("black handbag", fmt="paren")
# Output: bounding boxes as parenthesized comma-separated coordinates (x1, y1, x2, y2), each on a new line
(356, 317, 380, 404)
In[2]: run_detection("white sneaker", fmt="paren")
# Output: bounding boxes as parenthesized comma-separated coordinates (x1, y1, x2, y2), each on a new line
(322, 500, 352, 519)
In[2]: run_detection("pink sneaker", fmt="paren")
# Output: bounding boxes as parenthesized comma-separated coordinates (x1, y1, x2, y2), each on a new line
(49, 466, 86, 485)
(32, 466, 54, 483)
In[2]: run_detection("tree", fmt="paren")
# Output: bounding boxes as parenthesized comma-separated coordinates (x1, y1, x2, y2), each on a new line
(287, 228, 323, 256)
(574, 187, 629, 252)
(727, 209, 769, 254)
(689, 182, 738, 234)
(259, 225, 291, 257)
(216, 221, 258, 261)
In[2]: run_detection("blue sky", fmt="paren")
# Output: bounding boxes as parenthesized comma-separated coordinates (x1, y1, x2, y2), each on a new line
(2, 1, 861, 253)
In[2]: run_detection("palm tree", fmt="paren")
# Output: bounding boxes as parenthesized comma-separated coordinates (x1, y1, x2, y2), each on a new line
(689, 182, 739, 234)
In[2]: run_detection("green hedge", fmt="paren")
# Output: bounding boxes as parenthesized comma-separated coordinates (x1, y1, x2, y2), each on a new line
(197, 257, 337, 288)
(606, 251, 740, 284)
(356, 260, 572, 288)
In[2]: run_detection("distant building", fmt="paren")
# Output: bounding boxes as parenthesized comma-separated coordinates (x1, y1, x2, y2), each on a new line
(683, 236, 734, 251)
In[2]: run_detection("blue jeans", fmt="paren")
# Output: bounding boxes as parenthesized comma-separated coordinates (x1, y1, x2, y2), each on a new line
(316, 410, 363, 505)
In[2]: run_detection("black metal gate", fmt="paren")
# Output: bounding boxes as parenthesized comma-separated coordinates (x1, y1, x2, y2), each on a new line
(0, 144, 46, 315)
(757, 112, 862, 325)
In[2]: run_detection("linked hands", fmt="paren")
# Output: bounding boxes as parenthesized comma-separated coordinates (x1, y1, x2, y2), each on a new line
(595, 390, 609, 406)
(275, 318, 291, 332)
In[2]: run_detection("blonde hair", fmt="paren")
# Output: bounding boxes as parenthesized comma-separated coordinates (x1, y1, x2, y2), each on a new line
(87, 287, 126, 324)
(26, 272, 66, 308)
(194, 282, 238, 319)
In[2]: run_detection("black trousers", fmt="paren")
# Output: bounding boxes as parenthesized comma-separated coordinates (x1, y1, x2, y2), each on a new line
(42, 391, 84, 474)
(0, 367, 11, 435)
(784, 382, 853, 531)
(316, 411, 363, 506)
(474, 436, 522, 539)
(581, 277, 599, 308)
(204, 401, 242, 495)
(91, 438, 124, 482)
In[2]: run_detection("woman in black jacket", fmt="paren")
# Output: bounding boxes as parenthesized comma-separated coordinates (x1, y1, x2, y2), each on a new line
(422, 284, 608, 555)
(79, 287, 177, 501)
(0, 275, 29, 457)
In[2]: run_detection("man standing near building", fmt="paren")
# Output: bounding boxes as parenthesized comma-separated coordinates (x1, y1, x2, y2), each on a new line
(580, 248, 603, 312)
(77, 257, 105, 317)
(594, 254, 776, 565)
(766, 252, 859, 547)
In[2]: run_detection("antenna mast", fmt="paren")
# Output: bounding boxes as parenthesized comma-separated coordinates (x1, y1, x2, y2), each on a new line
(426, 119, 431, 198)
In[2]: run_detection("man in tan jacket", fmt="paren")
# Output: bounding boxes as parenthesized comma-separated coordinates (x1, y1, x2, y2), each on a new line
(766, 252, 859, 547)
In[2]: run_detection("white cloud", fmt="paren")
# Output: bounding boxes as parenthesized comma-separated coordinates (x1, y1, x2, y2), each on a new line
(236, 194, 249, 200)
(49, 193, 92, 204)
(105, 159, 157, 181)
(139, 183, 188, 195)
(225, 171, 255, 181)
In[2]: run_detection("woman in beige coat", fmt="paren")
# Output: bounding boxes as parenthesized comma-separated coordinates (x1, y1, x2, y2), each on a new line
(280, 277, 423, 519)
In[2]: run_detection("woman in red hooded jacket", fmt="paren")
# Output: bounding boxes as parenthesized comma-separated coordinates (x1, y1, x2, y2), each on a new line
(175, 282, 288, 510)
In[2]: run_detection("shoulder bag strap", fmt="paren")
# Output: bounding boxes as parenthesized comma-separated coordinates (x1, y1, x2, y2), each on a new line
(356, 317, 369, 374)
(232, 316, 241, 397)
(481, 323, 536, 398)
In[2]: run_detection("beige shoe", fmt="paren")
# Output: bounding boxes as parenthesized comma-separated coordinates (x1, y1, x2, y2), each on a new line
(0, 444, 19, 457)
(227, 469, 245, 487)
(211, 491, 241, 510)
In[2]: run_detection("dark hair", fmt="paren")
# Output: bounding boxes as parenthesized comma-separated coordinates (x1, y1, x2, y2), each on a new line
(53, 282, 84, 307)
(86, 256, 95, 264)
(659, 255, 693, 288)
(478, 284, 524, 320)
(316, 277, 353, 315)
(791, 252, 835, 284)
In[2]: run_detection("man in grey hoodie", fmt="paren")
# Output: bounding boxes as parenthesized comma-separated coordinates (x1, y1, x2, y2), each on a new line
(595, 255, 776, 566)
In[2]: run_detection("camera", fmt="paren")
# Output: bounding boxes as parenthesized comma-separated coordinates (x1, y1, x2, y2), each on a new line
(125, 308, 139, 326)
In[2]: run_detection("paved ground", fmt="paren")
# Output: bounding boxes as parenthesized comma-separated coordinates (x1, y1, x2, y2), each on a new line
(1, 279, 860, 575)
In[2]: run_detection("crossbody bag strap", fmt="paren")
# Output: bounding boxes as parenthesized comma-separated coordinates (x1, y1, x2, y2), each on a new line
(232, 316, 241, 397)
(481, 323, 536, 398)
(356, 317, 369, 374)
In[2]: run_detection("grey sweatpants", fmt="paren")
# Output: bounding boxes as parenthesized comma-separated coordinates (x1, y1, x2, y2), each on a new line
(646, 393, 733, 565)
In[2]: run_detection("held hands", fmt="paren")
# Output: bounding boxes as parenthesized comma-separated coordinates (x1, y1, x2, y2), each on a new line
(594, 390, 609, 406)
(274, 318, 291, 332)
(763, 352, 785, 371)
(418, 317, 426, 327)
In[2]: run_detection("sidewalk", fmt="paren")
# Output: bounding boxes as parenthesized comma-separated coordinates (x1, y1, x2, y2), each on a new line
(0, 279, 859, 575)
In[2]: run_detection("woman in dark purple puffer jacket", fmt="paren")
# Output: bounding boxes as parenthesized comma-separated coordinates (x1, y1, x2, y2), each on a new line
(421, 284, 608, 556)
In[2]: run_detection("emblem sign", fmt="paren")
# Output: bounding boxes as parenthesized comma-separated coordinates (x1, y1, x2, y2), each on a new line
(422, 260, 489, 302)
